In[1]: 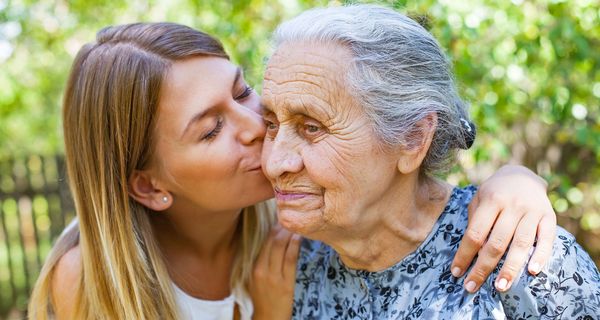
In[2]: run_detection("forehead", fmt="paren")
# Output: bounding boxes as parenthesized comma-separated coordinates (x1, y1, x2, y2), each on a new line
(157, 56, 237, 135)
(262, 41, 355, 118)
(163, 56, 236, 98)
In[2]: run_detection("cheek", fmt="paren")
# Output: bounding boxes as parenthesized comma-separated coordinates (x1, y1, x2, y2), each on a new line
(162, 136, 238, 185)
(303, 142, 361, 190)
(170, 152, 237, 188)
(303, 151, 340, 188)
(304, 143, 383, 222)
(302, 147, 355, 213)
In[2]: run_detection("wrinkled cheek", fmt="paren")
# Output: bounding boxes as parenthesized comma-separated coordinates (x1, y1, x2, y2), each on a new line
(321, 188, 361, 229)
(320, 191, 342, 225)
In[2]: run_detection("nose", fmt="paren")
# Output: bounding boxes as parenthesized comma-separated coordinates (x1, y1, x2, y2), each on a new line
(234, 103, 266, 145)
(263, 129, 304, 179)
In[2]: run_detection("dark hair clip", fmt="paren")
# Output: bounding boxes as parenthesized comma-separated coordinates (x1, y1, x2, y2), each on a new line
(460, 118, 476, 149)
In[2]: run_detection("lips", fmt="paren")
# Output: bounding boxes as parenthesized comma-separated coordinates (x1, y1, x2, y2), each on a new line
(274, 187, 317, 202)
(247, 165, 262, 172)
(243, 160, 262, 172)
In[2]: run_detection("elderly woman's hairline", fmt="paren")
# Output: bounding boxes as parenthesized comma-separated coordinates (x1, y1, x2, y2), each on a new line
(273, 5, 472, 176)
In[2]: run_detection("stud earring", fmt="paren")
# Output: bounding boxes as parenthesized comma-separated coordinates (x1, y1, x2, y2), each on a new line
(162, 196, 168, 203)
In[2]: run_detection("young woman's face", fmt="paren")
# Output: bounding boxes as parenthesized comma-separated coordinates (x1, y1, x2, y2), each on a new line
(152, 56, 273, 213)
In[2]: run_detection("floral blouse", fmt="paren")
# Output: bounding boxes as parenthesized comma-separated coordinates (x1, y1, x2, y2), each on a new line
(292, 186, 600, 319)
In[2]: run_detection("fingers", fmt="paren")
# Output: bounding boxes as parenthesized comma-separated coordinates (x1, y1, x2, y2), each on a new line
(462, 209, 519, 293)
(493, 213, 538, 292)
(283, 234, 302, 281)
(250, 226, 299, 320)
(255, 225, 301, 283)
(527, 214, 556, 275)
(268, 227, 294, 276)
(254, 226, 277, 272)
(451, 194, 497, 278)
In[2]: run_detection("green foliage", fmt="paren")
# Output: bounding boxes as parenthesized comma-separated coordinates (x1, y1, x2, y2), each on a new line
(0, 2, 599, 313)
(0, 0, 333, 158)
(373, 0, 600, 263)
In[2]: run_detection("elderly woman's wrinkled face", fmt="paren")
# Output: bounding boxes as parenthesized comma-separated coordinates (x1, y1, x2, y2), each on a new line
(261, 42, 401, 237)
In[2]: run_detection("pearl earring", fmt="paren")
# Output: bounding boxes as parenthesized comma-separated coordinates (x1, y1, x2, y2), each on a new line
(162, 196, 168, 203)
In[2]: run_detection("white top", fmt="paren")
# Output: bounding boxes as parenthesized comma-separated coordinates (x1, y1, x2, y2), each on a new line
(173, 284, 253, 320)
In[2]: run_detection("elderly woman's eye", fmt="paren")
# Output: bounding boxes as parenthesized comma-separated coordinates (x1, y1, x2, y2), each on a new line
(305, 124, 320, 133)
(264, 120, 279, 137)
(302, 121, 326, 140)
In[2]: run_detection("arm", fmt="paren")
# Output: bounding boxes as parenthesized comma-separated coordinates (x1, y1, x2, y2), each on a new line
(451, 165, 557, 293)
(250, 225, 301, 320)
(51, 246, 81, 319)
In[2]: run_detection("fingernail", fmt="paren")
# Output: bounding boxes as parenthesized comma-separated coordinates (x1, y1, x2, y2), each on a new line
(529, 262, 541, 274)
(451, 267, 462, 277)
(465, 281, 476, 292)
(496, 278, 508, 291)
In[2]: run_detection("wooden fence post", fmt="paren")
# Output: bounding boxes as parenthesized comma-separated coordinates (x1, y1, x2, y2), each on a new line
(0, 155, 75, 319)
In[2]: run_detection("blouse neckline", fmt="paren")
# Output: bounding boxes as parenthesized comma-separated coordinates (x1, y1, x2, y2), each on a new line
(333, 186, 465, 282)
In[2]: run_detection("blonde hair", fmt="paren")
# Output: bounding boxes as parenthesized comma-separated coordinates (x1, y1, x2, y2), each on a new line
(28, 22, 275, 319)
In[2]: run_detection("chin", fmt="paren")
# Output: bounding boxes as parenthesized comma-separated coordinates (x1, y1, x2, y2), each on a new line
(277, 208, 322, 238)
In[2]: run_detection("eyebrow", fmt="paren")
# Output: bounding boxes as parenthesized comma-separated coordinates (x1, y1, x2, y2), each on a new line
(181, 67, 242, 139)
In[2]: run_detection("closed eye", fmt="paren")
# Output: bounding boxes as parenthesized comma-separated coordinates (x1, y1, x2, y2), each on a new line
(201, 118, 224, 141)
(235, 85, 253, 100)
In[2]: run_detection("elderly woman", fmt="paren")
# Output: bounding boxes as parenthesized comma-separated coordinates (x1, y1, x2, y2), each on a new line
(261, 5, 600, 319)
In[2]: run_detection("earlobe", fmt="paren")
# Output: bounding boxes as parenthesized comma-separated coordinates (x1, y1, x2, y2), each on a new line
(128, 170, 172, 211)
(396, 113, 438, 174)
(396, 157, 413, 174)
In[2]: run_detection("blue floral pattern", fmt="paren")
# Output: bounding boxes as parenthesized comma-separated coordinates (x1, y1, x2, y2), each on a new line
(293, 186, 600, 319)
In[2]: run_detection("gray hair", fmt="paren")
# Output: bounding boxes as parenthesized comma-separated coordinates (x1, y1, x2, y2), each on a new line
(272, 4, 473, 175)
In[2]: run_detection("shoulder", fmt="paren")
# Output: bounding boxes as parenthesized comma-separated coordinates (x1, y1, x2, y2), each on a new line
(437, 185, 477, 221)
(498, 227, 600, 318)
(451, 185, 478, 209)
(51, 245, 81, 318)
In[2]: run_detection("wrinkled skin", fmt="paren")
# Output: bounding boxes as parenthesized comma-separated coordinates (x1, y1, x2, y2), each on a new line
(261, 42, 448, 271)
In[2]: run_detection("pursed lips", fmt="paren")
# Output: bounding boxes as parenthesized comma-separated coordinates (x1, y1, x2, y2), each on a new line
(247, 165, 262, 172)
(242, 158, 263, 172)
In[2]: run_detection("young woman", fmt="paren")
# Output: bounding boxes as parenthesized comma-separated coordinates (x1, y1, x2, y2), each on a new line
(28, 22, 556, 319)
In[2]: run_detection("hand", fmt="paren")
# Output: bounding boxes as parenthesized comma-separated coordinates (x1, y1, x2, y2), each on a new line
(451, 165, 556, 293)
(250, 224, 301, 320)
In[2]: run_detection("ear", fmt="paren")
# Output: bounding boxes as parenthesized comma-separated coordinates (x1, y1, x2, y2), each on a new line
(128, 170, 172, 211)
(397, 113, 438, 174)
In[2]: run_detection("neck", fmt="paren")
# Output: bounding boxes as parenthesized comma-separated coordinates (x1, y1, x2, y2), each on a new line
(151, 206, 242, 260)
(150, 204, 243, 300)
(330, 176, 451, 272)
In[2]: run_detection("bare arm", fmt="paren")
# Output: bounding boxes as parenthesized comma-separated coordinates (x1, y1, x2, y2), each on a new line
(51, 246, 81, 319)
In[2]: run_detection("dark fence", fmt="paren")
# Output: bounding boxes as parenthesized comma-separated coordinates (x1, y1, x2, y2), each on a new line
(0, 155, 75, 319)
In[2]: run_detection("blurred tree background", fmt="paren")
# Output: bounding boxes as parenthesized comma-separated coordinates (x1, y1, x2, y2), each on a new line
(0, 0, 598, 318)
